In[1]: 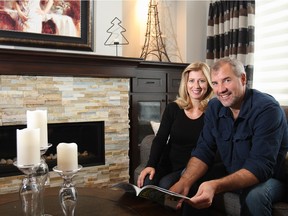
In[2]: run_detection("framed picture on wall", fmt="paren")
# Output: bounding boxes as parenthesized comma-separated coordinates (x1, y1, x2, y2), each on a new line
(0, 0, 94, 51)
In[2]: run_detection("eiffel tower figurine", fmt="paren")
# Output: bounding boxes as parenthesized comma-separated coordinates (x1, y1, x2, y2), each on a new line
(140, 0, 171, 62)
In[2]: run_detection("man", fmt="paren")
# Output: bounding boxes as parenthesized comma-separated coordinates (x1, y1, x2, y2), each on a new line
(170, 57, 288, 215)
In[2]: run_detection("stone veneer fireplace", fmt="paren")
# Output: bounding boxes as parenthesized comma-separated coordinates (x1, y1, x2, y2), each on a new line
(0, 75, 130, 194)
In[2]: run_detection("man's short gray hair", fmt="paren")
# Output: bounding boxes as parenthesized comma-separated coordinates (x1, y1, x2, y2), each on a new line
(211, 57, 246, 77)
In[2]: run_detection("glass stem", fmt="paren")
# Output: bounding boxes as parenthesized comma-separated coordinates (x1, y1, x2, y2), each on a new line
(59, 175, 77, 216)
(20, 174, 41, 216)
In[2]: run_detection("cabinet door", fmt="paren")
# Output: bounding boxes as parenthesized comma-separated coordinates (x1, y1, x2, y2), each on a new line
(129, 93, 166, 182)
(167, 71, 181, 93)
(167, 93, 178, 104)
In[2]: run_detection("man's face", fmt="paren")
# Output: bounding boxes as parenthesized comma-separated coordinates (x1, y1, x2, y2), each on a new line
(211, 63, 246, 109)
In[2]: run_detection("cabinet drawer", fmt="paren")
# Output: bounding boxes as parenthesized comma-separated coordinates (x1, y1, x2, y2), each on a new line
(132, 71, 166, 93)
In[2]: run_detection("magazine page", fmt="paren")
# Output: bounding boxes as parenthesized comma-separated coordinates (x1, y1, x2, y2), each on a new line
(112, 182, 190, 208)
(112, 182, 141, 195)
(138, 186, 187, 209)
(142, 185, 189, 200)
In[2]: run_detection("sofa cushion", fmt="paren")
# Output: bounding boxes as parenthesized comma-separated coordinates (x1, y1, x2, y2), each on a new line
(212, 192, 241, 216)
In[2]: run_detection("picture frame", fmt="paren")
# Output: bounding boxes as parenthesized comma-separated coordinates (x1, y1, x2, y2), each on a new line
(0, 0, 94, 51)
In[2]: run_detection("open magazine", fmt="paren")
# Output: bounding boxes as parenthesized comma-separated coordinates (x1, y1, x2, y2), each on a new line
(112, 182, 190, 209)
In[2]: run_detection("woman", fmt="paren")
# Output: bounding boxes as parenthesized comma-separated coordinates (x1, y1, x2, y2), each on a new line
(137, 61, 214, 189)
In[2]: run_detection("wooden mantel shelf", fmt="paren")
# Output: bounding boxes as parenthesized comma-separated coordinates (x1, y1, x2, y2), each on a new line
(0, 48, 188, 78)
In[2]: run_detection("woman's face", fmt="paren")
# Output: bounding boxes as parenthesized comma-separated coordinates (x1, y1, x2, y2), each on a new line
(186, 70, 209, 101)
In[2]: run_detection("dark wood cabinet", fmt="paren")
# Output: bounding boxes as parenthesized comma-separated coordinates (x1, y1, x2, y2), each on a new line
(129, 63, 187, 182)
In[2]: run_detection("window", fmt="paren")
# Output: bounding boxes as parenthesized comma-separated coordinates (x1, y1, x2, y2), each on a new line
(254, 0, 288, 105)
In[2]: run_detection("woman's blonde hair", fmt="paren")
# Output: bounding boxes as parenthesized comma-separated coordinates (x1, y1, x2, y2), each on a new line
(175, 61, 213, 111)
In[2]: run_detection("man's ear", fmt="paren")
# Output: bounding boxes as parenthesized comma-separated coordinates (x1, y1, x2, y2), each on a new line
(241, 73, 247, 86)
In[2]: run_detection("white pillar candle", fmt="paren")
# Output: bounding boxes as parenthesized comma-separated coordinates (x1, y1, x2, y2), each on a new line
(27, 110, 48, 148)
(57, 143, 78, 171)
(17, 128, 40, 166)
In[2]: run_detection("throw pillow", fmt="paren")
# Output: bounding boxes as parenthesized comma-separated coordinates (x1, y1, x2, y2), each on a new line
(150, 121, 160, 135)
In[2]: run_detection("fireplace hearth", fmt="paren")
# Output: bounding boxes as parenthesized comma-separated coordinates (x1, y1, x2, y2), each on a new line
(0, 121, 105, 177)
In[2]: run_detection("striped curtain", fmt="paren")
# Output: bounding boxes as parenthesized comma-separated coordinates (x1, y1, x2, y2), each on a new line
(206, 0, 255, 87)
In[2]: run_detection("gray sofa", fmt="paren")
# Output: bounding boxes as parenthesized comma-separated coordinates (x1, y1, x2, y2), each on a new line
(134, 106, 288, 216)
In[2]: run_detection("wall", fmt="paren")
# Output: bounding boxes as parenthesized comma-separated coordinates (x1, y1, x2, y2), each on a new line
(0, 75, 130, 194)
(94, 0, 123, 56)
(184, 1, 209, 62)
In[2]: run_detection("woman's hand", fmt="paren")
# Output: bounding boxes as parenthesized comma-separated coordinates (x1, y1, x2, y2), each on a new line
(137, 167, 155, 188)
(169, 179, 191, 209)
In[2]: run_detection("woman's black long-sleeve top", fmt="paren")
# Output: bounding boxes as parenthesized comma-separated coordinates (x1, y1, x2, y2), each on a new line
(146, 102, 204, 172)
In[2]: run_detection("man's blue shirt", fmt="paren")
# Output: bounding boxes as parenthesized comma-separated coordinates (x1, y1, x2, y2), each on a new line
(192, 88, 288, 182)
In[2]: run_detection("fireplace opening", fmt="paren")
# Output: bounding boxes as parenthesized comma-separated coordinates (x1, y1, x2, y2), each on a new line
(0, 121, 105, 177)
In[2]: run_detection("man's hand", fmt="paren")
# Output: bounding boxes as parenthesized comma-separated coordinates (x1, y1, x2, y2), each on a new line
(170, 179, 216, 209)
(137, 167, 155, 187)
(187, 180, 216, 209)
(185, 168, 259, 210)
